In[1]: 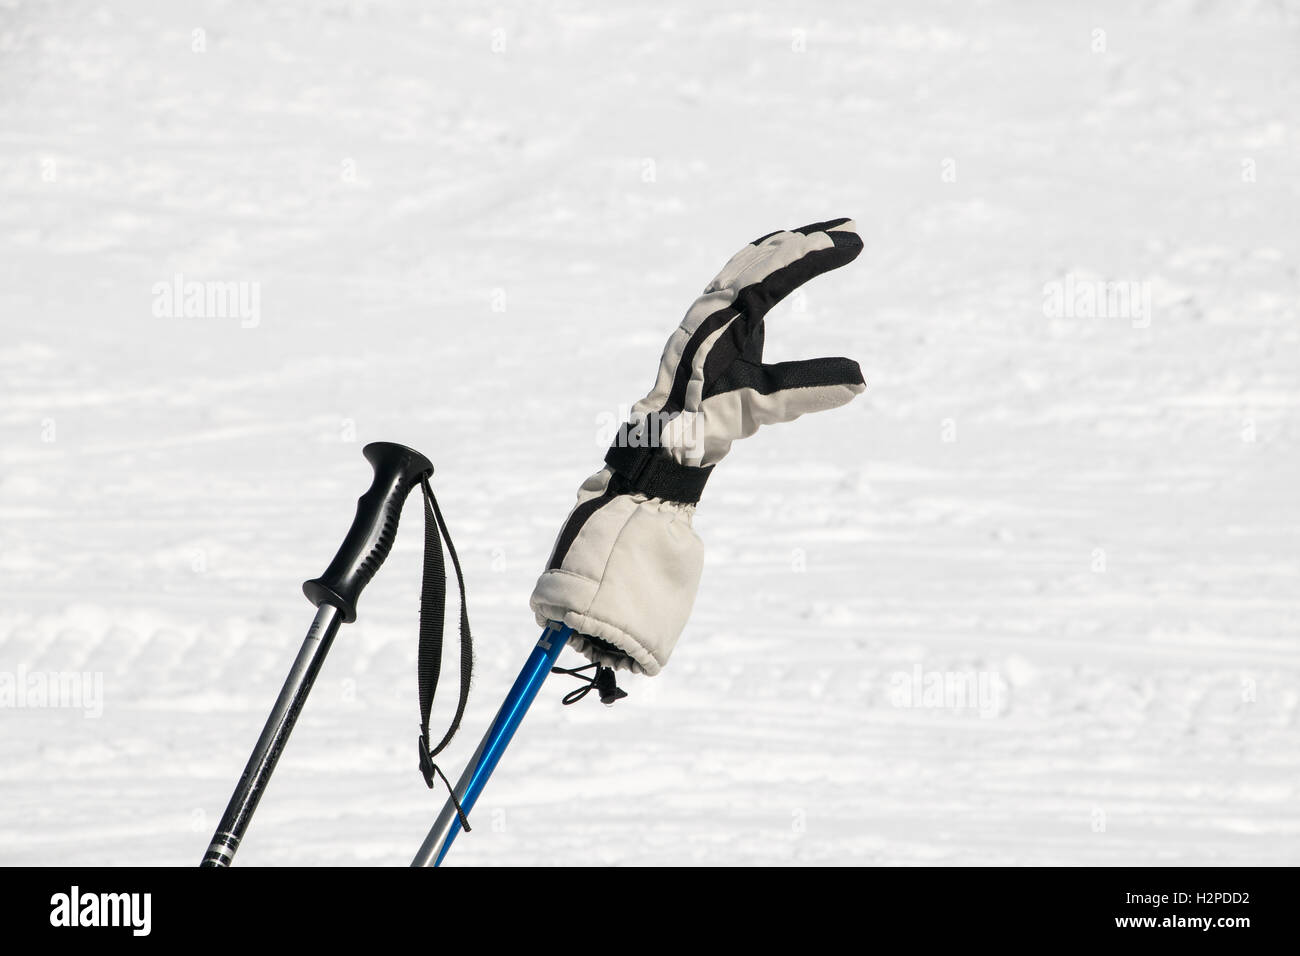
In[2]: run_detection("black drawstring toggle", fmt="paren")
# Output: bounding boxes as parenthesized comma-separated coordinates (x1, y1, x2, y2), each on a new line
(550, 662, 628, 706)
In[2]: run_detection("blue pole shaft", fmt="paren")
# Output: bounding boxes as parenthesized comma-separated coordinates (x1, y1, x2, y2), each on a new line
(410, 621, 572, 867)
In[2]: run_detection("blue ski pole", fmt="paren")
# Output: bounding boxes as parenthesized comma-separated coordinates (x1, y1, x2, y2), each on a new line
(410, 620, 573, 867)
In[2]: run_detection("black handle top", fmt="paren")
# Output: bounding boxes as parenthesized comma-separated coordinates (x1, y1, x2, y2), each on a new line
(303, 442, 434, 623)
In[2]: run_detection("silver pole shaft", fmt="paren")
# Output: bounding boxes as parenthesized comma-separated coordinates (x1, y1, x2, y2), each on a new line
(201, 603, 344, 866)
(411, 732, 491, 867)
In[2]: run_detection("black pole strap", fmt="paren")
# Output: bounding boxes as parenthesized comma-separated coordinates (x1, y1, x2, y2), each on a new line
(416, 476, 473, 832)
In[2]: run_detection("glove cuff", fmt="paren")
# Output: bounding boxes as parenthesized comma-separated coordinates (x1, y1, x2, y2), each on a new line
(531, 601, 663, 676)
(530, 487, 705, 676)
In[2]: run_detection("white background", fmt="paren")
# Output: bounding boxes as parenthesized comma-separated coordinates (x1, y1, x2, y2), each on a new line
(1, 0, 1297, 865)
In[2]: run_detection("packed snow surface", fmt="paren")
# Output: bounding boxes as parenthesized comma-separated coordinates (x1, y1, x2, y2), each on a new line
(1, 0, 1297, 865)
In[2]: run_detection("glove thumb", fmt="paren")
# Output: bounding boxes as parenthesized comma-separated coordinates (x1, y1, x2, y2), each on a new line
(686, 356, 865, 465)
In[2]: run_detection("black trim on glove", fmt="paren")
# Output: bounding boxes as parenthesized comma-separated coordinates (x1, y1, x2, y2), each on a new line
(605, 427, 714, 504)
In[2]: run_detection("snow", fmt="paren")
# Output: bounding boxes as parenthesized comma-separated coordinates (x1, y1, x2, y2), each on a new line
(1, 0, 1297, 865)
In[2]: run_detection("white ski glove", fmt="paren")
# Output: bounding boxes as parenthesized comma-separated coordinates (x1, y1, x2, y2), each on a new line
(530, 218, 866, 675)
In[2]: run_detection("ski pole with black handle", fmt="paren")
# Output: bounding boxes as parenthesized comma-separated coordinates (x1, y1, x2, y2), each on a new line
(200, 441, 433, 867)
(411, 218, 867, 866)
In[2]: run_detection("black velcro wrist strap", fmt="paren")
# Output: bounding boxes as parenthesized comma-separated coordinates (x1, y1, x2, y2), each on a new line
(604, 438, 713, 505)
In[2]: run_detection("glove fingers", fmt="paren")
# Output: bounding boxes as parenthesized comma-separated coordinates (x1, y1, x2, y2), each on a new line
(757, 217, 855, 244)
(699, 218, 861, 315)
(710, 218, 858, 293)
(662, 219, 861, 418)
(693, 221, 861, 410)
(727, 220, 862, 332)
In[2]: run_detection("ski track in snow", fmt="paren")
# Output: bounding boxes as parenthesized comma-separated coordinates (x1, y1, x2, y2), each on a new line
(1, 1, 1297, 865)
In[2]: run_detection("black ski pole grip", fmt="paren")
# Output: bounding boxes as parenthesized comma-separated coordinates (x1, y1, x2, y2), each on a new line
(302, 441, 434, 623)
